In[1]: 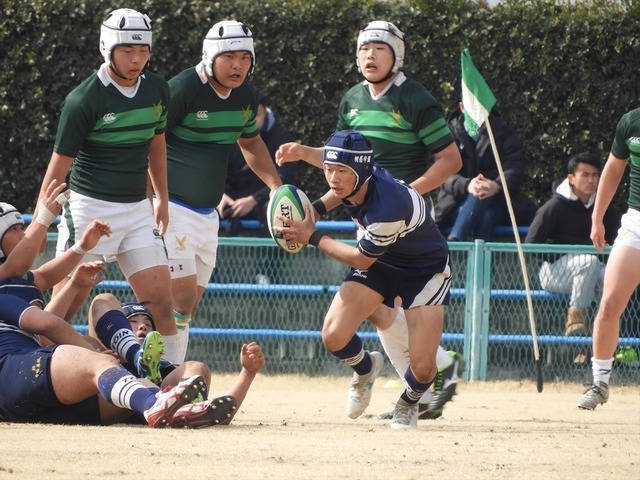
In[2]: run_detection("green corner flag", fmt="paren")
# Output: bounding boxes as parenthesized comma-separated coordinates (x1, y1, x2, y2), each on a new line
(461, 48, 496, 137)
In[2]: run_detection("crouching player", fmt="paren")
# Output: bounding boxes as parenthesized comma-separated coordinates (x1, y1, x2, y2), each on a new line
(275, 131, 452, 429)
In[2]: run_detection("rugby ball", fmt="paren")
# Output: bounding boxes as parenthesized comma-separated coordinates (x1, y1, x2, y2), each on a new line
(267, 184, 314, 253)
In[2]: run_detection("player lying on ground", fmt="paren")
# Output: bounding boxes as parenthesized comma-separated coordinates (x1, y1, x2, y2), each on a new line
(0, 185, 201, 427)
(274, 131, 452, 430)
(85, 293, 265, 426)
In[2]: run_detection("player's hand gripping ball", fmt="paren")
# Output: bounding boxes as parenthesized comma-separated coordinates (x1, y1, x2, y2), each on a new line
(267, 185, 314, 253)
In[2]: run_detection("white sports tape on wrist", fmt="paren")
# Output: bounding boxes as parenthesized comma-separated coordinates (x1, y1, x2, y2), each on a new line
(55, 193, 68, 206)
(35, 201, 56, 227)
(71, 243, 87, 255)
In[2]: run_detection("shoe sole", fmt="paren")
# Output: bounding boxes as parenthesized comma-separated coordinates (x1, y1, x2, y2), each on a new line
(170, 396, 237, 429)
(150, 376, 205, 428)
(139, 331, 164, 385)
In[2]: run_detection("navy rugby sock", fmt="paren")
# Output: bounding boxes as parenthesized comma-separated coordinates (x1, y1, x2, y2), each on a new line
(95, 310, 140, 365)
(331, 335, 372, 375)
(401, 366, 432, 404)
(97, 367, 159, 413)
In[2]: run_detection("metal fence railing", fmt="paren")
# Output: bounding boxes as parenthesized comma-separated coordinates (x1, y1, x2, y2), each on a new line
(39, 235, 639, 384)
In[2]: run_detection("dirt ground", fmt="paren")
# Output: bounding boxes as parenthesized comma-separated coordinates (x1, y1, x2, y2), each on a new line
(1, 375, 638, 480)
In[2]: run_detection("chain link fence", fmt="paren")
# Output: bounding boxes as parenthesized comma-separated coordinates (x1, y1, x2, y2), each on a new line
(40, 235, 639, 385)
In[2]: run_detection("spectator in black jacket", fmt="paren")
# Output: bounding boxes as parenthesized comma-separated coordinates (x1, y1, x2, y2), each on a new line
(525, 152, 620, 338)
(435, 104, 535, 241)
(218, 91, 298, 238)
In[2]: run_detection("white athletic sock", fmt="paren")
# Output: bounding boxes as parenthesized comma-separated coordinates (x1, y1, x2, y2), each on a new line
(176, 325, 190, 362)
(436, 345, 453, 370)
(377, 308, 409, 381)
(591, 357, 614, 385)
(162, 334, 183, 364)
(174, 311, 191, 362)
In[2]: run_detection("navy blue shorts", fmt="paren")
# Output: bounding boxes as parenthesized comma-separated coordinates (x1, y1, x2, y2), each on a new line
(0, 345, 101, 424)
(345, 256, 452, 309)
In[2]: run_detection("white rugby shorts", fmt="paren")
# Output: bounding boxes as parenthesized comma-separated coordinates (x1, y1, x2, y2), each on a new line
(613, 208, 640, 251)
(165, 202, 219, 286)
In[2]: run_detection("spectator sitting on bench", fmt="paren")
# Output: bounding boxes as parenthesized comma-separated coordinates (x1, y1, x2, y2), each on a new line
(435, 103, 536, 241)
(525, 152, 620, 338)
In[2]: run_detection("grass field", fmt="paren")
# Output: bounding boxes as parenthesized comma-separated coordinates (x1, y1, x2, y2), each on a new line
(1, 375, 638, 479)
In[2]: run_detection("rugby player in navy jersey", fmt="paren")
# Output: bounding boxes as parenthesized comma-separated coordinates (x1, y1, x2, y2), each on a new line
(275, 131, 452, 429)
(276, 21, 462, 420)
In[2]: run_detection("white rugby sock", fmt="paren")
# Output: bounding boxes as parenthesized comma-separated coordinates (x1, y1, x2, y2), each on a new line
(591, 357, 613, 385)
(377, 308, 409, 380)
(176, 325, 190, 362)
(162, 334, 183, 364)
(436, 345, 453, 370)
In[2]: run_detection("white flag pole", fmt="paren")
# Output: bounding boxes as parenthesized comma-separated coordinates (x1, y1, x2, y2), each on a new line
(485, 120, 543, 392)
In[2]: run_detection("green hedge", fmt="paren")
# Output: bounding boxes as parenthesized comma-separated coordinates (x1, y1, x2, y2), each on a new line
(1, 0, 638, 217)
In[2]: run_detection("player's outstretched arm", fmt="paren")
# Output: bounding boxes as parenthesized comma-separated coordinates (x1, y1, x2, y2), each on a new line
(0, 180, 67, 280)
(33, 219, 111, 291)
(276, 143, 323, 169)
(221, 342, 266, 424)
(275, 207, 376, 270)
(45, 261, 106, 320)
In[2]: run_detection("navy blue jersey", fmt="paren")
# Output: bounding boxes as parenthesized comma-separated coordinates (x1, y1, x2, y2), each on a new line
(342, 167, 449, 269)
(0, 275, 45, 307)
(0, 294, 41, 357)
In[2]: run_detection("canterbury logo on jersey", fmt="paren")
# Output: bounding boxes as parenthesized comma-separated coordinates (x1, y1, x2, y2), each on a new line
(349, 109, 358, 118)
(629, 137, 640, 146)
(103, 113, 116, 123)
(196, 110, 209, 120)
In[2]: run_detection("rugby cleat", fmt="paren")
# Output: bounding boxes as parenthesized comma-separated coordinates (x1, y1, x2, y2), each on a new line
(135, 331, 164, 385)
(346, 351, 383, 419)
(390, 398, 418, 430)
(427, 351, 462, 412)
(143, 375, 205, 428)
(577, 381, 609, 410)
(170, 396, 237, 428)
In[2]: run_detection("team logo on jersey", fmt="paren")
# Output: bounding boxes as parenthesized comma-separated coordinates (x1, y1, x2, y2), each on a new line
(391, 109, 403, 126)
(242, 105, 251, 125)
(153, 101, 164, 120)
(349, 109, 359, 118)
(196, 110, 209, 120)
(31, 356, 42, 379)
(629, 137, 640, 145)
(103, 113, 116, 124)
(175, 235, 187, 252)
(352, 269, 368, 279)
